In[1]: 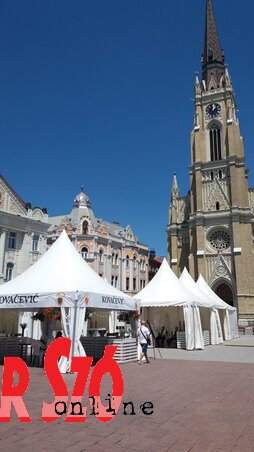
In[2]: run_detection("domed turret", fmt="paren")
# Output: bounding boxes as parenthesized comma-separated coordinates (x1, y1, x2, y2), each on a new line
(73, 186, 91, 208)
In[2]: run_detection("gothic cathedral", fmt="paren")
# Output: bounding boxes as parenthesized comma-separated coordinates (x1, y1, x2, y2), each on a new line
(167, 0, 254, 326)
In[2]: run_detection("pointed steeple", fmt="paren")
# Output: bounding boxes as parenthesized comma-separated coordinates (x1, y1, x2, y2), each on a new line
(171, 172, 180, 199)
(202, 0, 225, 90)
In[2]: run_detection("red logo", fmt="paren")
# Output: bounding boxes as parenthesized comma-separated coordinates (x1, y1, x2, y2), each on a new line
(0, 339, 123, 423)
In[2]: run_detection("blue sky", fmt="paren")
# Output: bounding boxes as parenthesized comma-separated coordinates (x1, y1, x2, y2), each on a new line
(1, 0, 254, 256)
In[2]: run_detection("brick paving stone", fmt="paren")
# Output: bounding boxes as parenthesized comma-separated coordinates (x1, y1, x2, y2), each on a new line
(1, 357, 254, 451)
(231, 447, 254, 452)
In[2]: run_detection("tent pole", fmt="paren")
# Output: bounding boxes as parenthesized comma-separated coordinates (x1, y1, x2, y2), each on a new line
(70, 292, 79, 369)
(193, 305, 196, 350)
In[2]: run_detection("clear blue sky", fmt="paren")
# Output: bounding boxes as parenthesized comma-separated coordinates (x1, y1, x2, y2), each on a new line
(1, 0, 254, 256)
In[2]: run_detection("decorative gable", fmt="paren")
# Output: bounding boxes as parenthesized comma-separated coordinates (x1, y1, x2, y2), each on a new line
(204, 178, 230, 211)
(124, 226, 136, 242)
(0, 176, 27, 216)
(96, 221, 108, 236)
(208, 253, 233, 286)
(57, 218, 73, 234)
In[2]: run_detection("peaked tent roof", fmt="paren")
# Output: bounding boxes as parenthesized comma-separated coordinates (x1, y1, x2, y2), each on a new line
(180, 268, 220, 309)
(0, 230, 136, 310)
(137, 258, 203, 307)
(197, 274, 235, 311)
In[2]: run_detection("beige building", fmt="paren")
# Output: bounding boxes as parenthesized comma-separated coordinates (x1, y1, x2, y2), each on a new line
(0, 175, 49, 334)
(167, 0, 254, 326)
(47, 187, 149, 296)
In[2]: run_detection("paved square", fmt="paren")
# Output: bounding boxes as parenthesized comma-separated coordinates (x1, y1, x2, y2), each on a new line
(1, 342, 254, 452)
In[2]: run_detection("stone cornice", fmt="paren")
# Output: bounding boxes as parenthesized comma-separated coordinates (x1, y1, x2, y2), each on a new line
(0, 211, 50, 234)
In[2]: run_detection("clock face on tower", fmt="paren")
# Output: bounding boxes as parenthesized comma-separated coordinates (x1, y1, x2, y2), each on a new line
(206, 103, 221, 118)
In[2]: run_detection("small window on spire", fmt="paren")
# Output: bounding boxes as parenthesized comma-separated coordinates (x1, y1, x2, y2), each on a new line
(216, 202, 220, 211)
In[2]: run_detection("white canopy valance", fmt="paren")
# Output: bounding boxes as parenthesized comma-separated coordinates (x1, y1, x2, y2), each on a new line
(0, 230, 138, 312)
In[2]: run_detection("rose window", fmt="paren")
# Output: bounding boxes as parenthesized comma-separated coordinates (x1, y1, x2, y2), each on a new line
(208, 230, 230, 251)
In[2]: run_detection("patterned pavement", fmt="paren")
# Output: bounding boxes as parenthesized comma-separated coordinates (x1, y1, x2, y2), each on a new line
(1, 342, 254, 452)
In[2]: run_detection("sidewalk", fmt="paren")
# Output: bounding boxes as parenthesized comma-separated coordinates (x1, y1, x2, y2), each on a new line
(148, 335, 254, 363)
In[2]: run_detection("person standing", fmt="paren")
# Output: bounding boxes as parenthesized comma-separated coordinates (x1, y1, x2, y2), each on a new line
(137, 320, 151, 364)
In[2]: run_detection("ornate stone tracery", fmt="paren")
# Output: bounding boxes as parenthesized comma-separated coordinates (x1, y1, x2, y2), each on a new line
(207, 229, 230, 251)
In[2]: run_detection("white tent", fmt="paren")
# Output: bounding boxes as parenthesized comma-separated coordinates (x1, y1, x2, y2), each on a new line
(197, 275, 239, 339)
(137, 258, 205, 350)
(0, 230, 139, 371)
(180, 268, 224, 345)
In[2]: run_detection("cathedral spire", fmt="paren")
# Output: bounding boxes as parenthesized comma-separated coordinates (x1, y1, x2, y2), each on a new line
(202, 0, 225, 90)
(171, 172, 180, 199)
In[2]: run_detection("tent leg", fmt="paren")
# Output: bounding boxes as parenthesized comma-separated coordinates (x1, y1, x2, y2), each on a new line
(193, 305, 196, 350)
(70, 298, 78, 369)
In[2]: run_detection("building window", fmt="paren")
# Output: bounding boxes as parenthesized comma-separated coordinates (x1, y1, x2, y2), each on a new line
(133, 278, 136, 291)
(126, 277, 129, 291)
(112, 252, 115, 264)
(32, 234, 39, 252)
(216, 202, 220, 211)
(99, 249, 103, 264)
(126, 255, 129, 267)
(140, 280, 145, 289)
(133, 256, 137, 268)
(6, 263, 14, 281)
(82, 221, 88, 235)
(111, 276, 118, 288)
(8, 232, 16, 250)
(115, 253, 118, 265)
(210, 126, 222, 161)
(81, 246, 88, 259)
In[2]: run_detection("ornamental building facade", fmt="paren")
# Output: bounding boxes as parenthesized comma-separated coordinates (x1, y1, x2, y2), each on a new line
(0, 175, 49, 334)
(47, 188, 149, 296)
(167, 0, 254, 326)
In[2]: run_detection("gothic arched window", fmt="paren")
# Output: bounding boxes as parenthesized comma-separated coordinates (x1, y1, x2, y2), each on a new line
(209, 125, 222, 161)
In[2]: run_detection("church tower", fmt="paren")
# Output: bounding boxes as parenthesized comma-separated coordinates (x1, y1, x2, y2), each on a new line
(167, 0, 254, 325)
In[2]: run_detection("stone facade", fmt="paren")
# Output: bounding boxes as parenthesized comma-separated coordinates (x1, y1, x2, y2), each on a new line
(47, 187, 149, 296)
(167, 0, 254, 326)
(0, 175, 49, 334)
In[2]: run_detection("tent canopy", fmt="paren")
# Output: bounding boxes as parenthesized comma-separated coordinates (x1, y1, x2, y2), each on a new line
(180, 268, 220, 309)
(197, 274, 235, 311)
(137, 258, 203, 307)
(0, 230, 138, 311)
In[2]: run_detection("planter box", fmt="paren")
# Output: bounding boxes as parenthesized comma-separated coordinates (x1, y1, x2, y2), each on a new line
(80, 337, 137, 364)
(177, 330, 210, 349)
